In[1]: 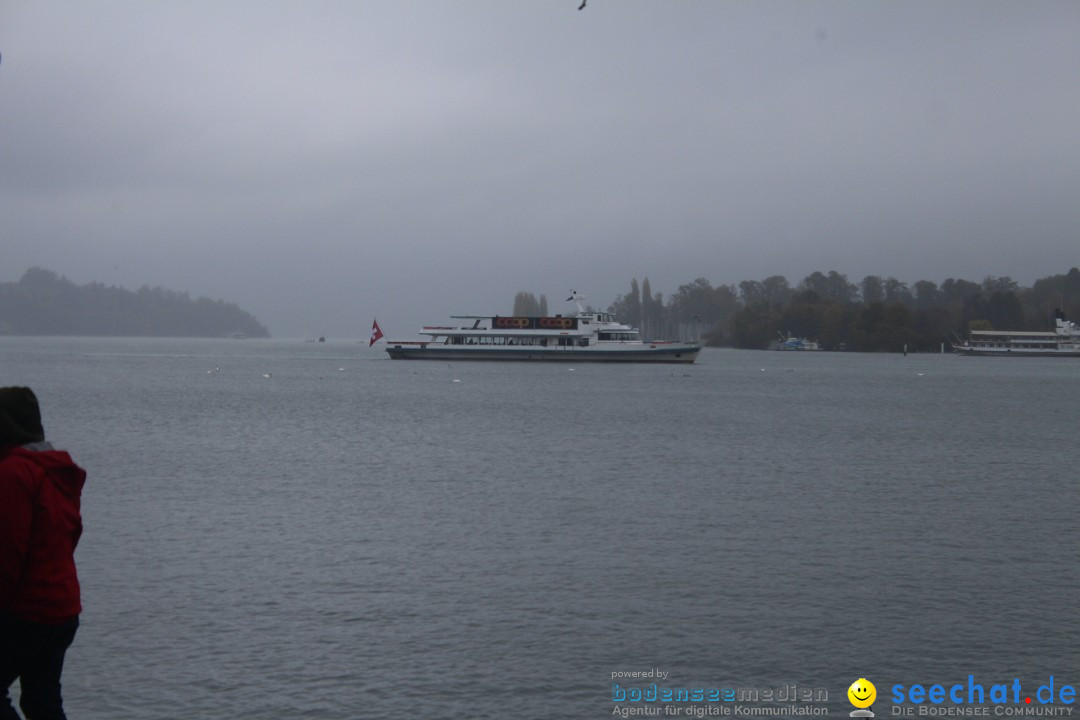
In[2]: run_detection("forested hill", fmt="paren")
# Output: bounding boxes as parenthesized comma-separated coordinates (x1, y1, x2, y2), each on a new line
(595, 268, 1080, 351)
(0, 268, 271, 338)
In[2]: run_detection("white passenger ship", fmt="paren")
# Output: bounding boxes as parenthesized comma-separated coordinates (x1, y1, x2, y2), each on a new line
(952, 311, 1080, 357)
(385, 293, 701, 363)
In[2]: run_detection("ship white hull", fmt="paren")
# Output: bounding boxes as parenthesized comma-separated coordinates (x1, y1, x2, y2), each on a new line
(386, 343, 700, 363)
(954, 346, 1080, 358)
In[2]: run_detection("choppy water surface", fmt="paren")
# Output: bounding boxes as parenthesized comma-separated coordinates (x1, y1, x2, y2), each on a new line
(3, 337, 1078, 719)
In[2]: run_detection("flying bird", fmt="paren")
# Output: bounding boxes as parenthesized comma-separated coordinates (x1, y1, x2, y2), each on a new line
(578, 0, 586, 9)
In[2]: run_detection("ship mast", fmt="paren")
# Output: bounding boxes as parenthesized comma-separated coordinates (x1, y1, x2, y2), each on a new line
(566, 290, 587, 315)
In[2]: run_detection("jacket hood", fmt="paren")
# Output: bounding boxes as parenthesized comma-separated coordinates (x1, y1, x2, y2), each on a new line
(7, 446, 86, 501)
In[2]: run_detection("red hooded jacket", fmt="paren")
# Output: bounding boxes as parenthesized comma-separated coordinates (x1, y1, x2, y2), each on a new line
(0, 445, 86, 624)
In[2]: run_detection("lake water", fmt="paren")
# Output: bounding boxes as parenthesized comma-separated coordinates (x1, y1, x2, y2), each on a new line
(2, 337, 1078, 719)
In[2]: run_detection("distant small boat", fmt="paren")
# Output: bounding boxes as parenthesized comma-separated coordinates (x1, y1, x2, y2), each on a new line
(773, 332, 820, 351)
(952, 310, 1080, 357)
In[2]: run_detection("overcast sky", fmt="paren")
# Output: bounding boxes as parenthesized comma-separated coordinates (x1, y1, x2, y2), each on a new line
(2, 1, 1078, 338)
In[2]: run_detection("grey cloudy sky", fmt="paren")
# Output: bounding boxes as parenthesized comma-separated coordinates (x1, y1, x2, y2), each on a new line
(2, 1, 1078, 338)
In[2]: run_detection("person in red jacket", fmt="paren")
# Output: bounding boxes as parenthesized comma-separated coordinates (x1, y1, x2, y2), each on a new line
(0, 387, 86, 720)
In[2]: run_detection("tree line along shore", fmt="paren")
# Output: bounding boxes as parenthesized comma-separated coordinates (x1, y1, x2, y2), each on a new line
(515, 269, 1080, 352)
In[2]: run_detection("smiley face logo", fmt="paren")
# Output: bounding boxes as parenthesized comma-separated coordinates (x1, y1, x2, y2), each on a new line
(848, 678, 877, 709)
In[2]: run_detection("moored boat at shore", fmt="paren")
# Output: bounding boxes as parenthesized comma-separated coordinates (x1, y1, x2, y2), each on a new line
(772, 332, 821, 351)
(385, 292, 700, 363)
(952, 310, 1080, 357)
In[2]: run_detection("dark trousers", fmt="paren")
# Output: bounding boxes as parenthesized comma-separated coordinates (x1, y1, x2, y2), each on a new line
(0, 614, 78, 720)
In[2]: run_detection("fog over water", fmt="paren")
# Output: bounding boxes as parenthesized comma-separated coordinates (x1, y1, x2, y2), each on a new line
(2, 2, 1078, 337)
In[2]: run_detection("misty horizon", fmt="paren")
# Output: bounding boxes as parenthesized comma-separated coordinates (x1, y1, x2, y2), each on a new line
(3, 2, 1077, 338)
(4, 264, 1072, 341)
